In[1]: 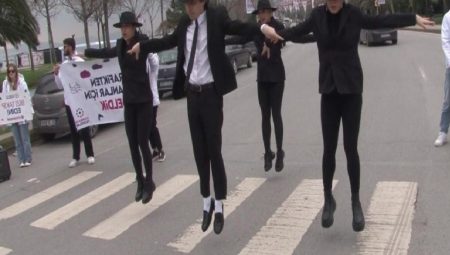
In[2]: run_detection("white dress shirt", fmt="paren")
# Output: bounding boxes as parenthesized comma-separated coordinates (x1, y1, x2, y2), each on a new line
(443, 11, 450, 68)
(184, 11, 214, 85)
(147, 53, 160, 106)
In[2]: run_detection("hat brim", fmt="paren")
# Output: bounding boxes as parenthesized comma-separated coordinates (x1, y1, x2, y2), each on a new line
(252, 7, 277, 15)
(113, 22, 143, 28)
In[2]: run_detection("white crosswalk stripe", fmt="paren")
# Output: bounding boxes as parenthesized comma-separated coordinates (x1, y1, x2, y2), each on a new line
(238, 179, 338, 255)
(357, 181, 418, 255)
(0, 171, 101, 221)
(0, 247, 12, 255)
(167, 177, 266, 253)
(30, 172, 135, 230)
(83, 174, 198, 240)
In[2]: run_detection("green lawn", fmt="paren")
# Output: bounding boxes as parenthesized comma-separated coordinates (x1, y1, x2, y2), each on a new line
(0, 64, 53, 89)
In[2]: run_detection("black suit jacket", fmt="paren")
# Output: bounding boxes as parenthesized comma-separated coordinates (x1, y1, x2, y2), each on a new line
(85, 33, 152, 104)
(140, 5, 260, 99)
(279, 4, 416, 94)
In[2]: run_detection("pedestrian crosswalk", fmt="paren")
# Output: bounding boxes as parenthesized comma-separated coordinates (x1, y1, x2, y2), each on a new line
(0, 171, 419, 254)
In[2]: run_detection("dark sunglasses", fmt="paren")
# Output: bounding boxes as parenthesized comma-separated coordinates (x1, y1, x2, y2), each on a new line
(7, 70, 16, 74)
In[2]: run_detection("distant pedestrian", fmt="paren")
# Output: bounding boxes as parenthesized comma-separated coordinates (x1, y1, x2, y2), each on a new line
(2, 64, 33, 167)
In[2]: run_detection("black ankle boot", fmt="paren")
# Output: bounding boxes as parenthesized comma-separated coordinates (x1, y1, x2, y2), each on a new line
(321, 194, 336, 228)
(264, 151, 275, 172)
(142, 180, 156, 204)
(135, 179, 144, 202)
(351, 195, 365, 232)
(275, 150, 285, 172)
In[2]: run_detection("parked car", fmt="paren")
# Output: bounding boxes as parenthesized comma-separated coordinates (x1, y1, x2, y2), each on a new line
(244, 41, 258, 61)
(32, 73, 98, 141)
(225, 45, 252, 74)
(360, 28, 397, 46)
(157, 48, 177, 98)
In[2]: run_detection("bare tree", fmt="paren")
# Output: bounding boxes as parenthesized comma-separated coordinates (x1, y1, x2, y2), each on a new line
(61, 0, 102, 48)
(143, 0, 160, 38)
(29, 0, 59, 64)
(121, 0, 150, 17)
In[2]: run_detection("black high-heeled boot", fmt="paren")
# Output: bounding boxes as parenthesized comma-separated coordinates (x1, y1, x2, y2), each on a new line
(135, 178, 144, 202)
(321, 193, 336, 228)
(352, 193, 365, 232)
(264, 151, 275, 172)
(142, 180, 156, 204)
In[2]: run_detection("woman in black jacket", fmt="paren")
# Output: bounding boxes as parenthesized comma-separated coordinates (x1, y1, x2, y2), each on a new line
(85, 12, 155, 204)
(261, 0, 434, 232)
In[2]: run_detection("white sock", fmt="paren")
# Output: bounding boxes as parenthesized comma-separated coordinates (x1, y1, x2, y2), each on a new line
(215, 200, 223, 214)
(203, 196, 212, 212)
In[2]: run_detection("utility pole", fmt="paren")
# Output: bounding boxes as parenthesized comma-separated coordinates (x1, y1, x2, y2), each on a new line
(160, 0, 165, 35)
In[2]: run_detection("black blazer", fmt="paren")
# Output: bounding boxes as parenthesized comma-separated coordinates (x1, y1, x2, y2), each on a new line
(279, 4, 416, 94)
(85, 33, 152, 104)
(140, 5, 260, 99)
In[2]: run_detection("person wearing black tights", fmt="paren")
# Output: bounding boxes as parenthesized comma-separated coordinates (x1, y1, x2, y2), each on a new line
(85, 12, 155, 204)
(262, 0, 434, 231)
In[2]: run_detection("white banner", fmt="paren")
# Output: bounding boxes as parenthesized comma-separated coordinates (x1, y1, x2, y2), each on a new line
(59, 58, 124, 130)
(0, 90, 33, 125)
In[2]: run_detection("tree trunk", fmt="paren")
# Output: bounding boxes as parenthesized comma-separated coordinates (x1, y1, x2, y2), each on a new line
(84, 18, 91, 49)
(160, 0, 164, 35)
(389, 0, 395, 13)
(45, 1, 56, 64)
(103, 0, 111, 48)
(28, 45, 35, 71)
(97, 18, 102, 48)
(4, 46, 9, 66)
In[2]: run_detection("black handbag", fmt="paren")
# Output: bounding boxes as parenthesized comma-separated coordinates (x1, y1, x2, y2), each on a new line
(0, 146, 11, 183)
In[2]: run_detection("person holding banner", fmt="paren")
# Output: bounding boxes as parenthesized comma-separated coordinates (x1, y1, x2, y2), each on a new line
(54, 38, 96, 169)
(127, 0, 265, 234)
(261, 0, 434, 232)
(84, 12, 156, 204)
(2, 64, 33, 167)
(147, 53, 166, 162)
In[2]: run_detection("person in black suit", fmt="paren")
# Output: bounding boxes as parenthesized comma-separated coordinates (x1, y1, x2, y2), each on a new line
(128, 0, 261, 234)
(84, 12, 156, 204)
(261, 0, 434, 232)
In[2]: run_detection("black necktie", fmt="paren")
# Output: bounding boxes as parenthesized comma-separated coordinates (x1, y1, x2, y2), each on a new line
(185, 19, 199, 88)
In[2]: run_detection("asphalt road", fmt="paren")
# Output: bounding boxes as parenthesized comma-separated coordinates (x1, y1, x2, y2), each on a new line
(0, 30, 449, 255)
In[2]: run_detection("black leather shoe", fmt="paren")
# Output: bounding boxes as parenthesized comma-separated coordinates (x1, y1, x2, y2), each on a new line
(321, 194, 336, 228)
(135, 179, 144, 202)
(275, 150, 285, 172)
(352, 200, 365, 232)
(201, 198, 215, 232)
(213, 204, 224, 234)
(264, 151, 275, 172)
(142, 180, 156, 204)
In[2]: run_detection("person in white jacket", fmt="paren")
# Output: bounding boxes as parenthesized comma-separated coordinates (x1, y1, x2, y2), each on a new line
(53, 37, 95, 167)
(2, 64, 33, 167)
(435, 11, 450, 147)
(147, 53, 166, 161)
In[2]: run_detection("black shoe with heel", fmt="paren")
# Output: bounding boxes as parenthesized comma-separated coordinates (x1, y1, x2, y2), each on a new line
(142, 180, 156, 204)
(275, 150, 285, 172)
(264, 151, 275, 172)
(213, 204, 224, 234)
(321, 194, 336, 228)
(135, 179, 144, 202)
(201, 198, 215, 232)
(351, 194, 365, 232)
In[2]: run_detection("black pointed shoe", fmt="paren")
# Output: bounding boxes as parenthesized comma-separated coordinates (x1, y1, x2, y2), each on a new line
(264, 151, 275, 172)
(352, 200, 365, 232)
(213, 204, 224, 234)
(135, 179, 144, 202)
(201, 198, 215, 232)
(142, 180, 156, 204)
(275, 150, 285, 172)
(321, 194, 336, 228)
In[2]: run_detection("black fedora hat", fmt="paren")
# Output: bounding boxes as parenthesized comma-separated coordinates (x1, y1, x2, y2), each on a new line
(113, 11, 142, 28)
(252, 0, 277, 15)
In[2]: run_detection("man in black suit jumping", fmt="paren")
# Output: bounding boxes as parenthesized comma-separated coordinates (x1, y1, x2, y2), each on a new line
(128, 0, 260, 234)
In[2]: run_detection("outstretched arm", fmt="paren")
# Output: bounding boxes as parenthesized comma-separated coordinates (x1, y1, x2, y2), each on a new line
(85, 47, 117, 59)
(361, 12, 434, 30)
(129, 29, 179, 59)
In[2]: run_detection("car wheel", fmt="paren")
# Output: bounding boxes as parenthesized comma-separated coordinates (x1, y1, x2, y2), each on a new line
(232, 60, 238, 74)
(247, 54, 252, 68)
(366, 35, 372, 46)
(40, 133, 55, 142)
(89, 125, 99, 138)
(392, 39, 397, 45)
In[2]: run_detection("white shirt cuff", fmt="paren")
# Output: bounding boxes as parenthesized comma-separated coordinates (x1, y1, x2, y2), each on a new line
(260, 24, 267, 32)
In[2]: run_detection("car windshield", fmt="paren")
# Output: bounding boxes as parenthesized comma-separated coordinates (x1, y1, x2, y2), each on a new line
(159, 49, 177, 65)
(35, 73, 63, 95)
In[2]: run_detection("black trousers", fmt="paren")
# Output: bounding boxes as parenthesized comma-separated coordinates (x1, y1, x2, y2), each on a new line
(124, 102, 153, 182)
(321, 92, 362, 195)
(187, 88, 227, 200)
(66, 105, 94, 160)
(258, 82, 285, 153)
(149, 106, 163, 151)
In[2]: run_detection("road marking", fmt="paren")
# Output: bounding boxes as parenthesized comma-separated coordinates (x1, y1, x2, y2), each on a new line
(418, 65, 427, 81)
(0, 171, 101, 220)
(167, 178, 266, 253)
(30, 173, 135, 230)
(238, 179, 338, 255)
(0, 247, 12, 255)
(83, 174, 198, 240)
(357, 181, 417, 255)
